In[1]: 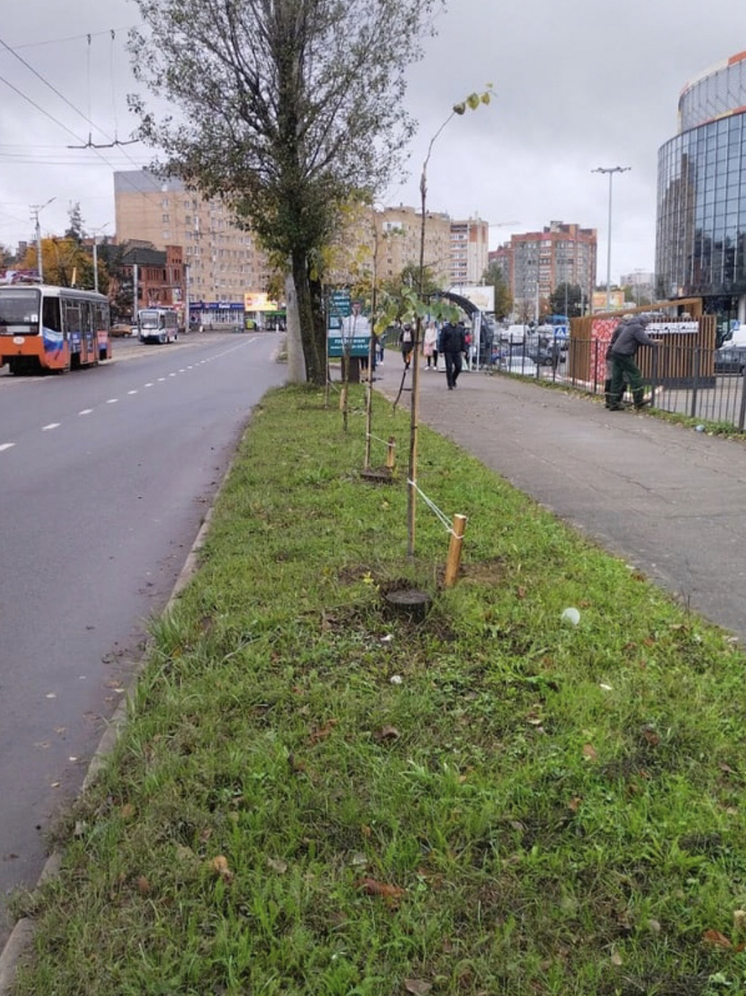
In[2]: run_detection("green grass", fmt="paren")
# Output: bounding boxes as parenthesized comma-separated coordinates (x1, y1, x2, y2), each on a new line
(11, 384, 746, 996)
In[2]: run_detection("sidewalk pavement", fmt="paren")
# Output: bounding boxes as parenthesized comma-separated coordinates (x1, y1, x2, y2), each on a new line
(371, 358, 746, 643)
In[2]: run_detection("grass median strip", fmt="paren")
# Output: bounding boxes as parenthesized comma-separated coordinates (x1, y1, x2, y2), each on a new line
(12, 384, 746, 996)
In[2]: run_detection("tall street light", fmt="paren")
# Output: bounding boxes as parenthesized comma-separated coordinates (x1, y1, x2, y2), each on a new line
(88, 224, 109, 294)
(30, 197, 55, 283)
(592, 166, 630, 312)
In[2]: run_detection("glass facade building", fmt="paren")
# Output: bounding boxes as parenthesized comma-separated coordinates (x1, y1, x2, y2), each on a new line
(656, 51, 746, 323)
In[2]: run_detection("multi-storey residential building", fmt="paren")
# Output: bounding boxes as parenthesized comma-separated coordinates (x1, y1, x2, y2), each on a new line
(505, 221, 597, 319)
(115, 172, 491, 315)
(620, 270, 656, 305)
(656, 51, 746, 323)
(329, 205, 489, 291)
(449, 217, 489, 287)
(114, 170, 271, 324)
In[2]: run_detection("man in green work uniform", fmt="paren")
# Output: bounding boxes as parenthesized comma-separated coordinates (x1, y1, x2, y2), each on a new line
(608, 315, 659, 411)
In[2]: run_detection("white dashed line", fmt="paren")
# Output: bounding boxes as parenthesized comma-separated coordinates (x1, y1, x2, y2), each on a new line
(157, 377, 165, 382)
(42, 423, 60, 431)
(0, 443, 15, 452)
(106, 398, 118, 404)
(128, 390, 138, 395)
(168, 372, 176, 377)
(78, 409, 93, 416)
(144, 382, 153, 388)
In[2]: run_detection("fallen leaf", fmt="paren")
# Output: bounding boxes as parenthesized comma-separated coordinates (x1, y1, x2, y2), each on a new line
(642, 727, 660, 746)
(121, 804, 135, 819)
(210, 855, 234, 883)
(404, 980, 432, 995)
(137, 876, 150, 895)
(734, 909, 746, 931)
(582, 743, 597, 761)
(610, 950, 623, 966)
(567, 796, 582, 812)
(309, 718, 338, 744)
(516, 586, 527, 599)
(704, 929, 732, 948)
(358, 878, 405, 901)
(720, 763, 735, 774)
(266, 858, 288, 874)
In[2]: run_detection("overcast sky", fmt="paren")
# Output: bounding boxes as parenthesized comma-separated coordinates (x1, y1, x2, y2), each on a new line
(1, 0, 744, 285)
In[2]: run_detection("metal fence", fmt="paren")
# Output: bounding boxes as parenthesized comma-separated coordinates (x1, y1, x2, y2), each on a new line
(487, 337, 746, 431)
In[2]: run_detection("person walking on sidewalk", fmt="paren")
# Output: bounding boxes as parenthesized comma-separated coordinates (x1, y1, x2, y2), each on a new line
(423, 321, 438, 369)
(440, 319, 466, 389)
(608, 314, 659, 411)
(399, 322, 414, 368)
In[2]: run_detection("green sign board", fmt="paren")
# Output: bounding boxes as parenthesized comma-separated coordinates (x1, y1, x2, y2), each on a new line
(327, 334, 371, 358)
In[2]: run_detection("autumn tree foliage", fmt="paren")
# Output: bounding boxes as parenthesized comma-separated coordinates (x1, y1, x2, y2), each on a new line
(128, 0, 443, 384)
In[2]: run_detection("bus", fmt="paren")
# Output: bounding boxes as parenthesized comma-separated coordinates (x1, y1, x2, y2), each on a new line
(0, 284, 111, 375)
(138, 307, 179, 344)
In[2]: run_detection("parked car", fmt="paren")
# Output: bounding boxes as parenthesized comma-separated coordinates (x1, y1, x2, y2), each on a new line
(714, 346, 746, 375)
(110, 323, 133, 337)
(498, 353, 539, 376)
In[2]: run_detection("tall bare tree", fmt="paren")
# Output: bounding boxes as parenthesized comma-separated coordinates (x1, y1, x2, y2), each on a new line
(128, 0, 443, 384)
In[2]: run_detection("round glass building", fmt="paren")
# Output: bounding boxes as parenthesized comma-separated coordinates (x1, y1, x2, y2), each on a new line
(656, 51, 746, 324)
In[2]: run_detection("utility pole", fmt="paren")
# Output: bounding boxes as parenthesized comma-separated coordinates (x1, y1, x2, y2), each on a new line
(89, 224, 109, 294)
(591, 166, 630, 312)
(30, 197, 55, 283)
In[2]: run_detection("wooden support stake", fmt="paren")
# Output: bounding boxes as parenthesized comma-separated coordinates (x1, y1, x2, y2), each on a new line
(339, 384, 347, 411)
(386, 435, 396, 469)
(443, 514, 467, 588)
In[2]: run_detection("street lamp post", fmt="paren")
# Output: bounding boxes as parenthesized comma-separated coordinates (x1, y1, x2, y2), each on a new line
(30, 197, 56, 283)
(89, 224, 109, 294)
(592, 166, 630, 312)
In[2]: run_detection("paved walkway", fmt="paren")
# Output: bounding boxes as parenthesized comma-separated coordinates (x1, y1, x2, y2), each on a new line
(371, 357, 746, 642)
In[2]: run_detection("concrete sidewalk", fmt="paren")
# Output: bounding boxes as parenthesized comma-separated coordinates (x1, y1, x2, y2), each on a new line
(371, 357, 746, 642)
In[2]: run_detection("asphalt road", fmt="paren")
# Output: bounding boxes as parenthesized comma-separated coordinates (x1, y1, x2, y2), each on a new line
(0, 331, 285, 945)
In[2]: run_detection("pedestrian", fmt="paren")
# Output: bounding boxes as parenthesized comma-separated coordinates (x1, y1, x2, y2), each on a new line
(399, 322, 414, 368)
(423, 321, 438, 369)
(607, 314, 659, 411)
(440, 319, 466, 389)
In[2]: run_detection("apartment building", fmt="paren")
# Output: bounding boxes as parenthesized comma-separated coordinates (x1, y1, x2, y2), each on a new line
(449, 217, 489, 287)
(502, 221, 597, 319)
(329, 204, 489, 292)
(114, 170, 271, 323)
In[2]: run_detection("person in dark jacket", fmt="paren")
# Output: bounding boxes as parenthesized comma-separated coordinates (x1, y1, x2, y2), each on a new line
(440, 320, 466, 389)
(608, 315, 658, 410)
(604, 317, 628, 408)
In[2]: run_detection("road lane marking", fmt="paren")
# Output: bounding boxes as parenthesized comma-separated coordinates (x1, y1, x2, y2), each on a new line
(144, 382, 153, 387)
(106, 398, 118, 404)
(0, 442, 15, 452)
(128, 390, 138, 395)
(78, 409, 93, 416)
(42, 423, 60, 431)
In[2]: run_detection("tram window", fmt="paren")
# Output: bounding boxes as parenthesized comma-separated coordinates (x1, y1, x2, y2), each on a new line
(42, 297, 61, 332)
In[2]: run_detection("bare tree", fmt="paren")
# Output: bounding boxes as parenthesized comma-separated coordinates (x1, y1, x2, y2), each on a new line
(128, 0, 443, 384)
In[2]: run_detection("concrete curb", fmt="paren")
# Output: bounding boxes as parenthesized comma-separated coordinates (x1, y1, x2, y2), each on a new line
(0, 505, 218, 994)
